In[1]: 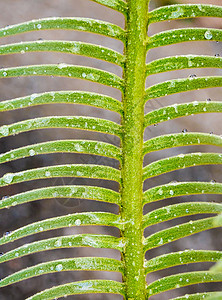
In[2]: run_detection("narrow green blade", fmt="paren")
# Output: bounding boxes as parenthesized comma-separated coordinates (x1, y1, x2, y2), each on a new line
(0, 18, 126, 42)
(144, 101, 222, 127)
(149, 4, 222, 24)
(0, 257, 124, 287)
(0, 65, 124, 91)
(0, 91, 123, 114)
(145, 250, 222, 274)
(0, 164, 121, 187)
(26, 280, 125, 299)
(143, 182, 222, 205)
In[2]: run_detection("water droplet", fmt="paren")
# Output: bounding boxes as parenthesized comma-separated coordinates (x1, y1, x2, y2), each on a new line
(45, 171, 51, 177)
(204, 30, 213, 40)
(3, 173, 14, 184)
(29, 149, 35, 156)
(3, 231, 11, 237)
(55, 239, 62, 247)
(58, 63, 67, 69)
(75, 219, 81, 226)
(158, 188, 163, 195)
(55, 264, 63, 271)
(0, 125, 9, 136)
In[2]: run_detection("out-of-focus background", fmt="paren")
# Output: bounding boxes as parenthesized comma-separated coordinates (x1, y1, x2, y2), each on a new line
(0, 0, 221, 299)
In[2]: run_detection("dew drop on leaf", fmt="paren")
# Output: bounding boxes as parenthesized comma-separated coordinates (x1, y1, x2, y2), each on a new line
(29, 149, 35, 156)
(3, 173, 14, 184)
(0, 125, 9, 136)
(204, 30, 213, 40)
(55, 264, 63, 271)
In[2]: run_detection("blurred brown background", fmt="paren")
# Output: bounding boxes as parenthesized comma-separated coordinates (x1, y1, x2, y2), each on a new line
(0, 0, 221, 299)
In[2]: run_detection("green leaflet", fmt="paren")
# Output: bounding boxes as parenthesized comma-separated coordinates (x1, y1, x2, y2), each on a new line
(0, 212, 122, 248)
(26, 280, 125, 300)
(0, 41, 125, 67)
(143, 133, 222, 155)
(206, 293, 222, 300)
(211, 260, 222, 273)
(145, 250, 222, 273)
(144, 101, 222, 127)
(0, 91, 123, 114)
(0, 65, 124, 91)
(143, 202, 222, 228)
(143, 153, 222, 181)
(214, 214, 222, 226)
(148, 28, 222, 49)
(148, 4, 222, 24)
(90, 0, 128, 15)
(0, 186, 121, 210)
(0, 18, 126, 42)
(147, 271, 222, 296)
(0, 140, 122, 164)
(0, 116, 122, 139)
(0, 235, 124, 262)
(146, 55, 222, 76)
(0, 164, 121, 187)
(143, 182, 222, 204)
(171, 292, 222, 300)
(144, 216, 220, 251)
(145, 77, 222, 101)
(0, 257, 124, 287)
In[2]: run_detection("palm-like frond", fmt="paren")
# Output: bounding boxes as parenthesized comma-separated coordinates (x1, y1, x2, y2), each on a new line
(0, 1, 221, 299)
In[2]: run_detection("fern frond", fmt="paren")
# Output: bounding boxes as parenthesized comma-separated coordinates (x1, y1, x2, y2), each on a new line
(1, 0, 222, 299)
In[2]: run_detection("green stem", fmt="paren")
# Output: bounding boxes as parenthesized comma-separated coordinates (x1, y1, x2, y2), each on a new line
(121, 0, 149, 299)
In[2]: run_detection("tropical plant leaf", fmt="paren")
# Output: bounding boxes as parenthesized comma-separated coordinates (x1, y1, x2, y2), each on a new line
(0, 1, 221, 299)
